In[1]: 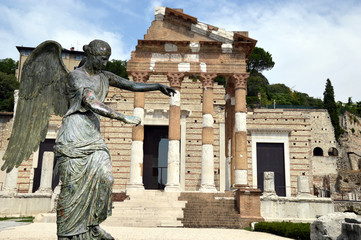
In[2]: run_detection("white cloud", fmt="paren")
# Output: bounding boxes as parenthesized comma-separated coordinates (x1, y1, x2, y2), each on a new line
(1, 0, 360, 102)
(0, 0, 128, 60)
(185, 0, 361, 102)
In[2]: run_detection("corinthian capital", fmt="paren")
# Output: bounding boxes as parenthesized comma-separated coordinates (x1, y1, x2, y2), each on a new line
(167, 72, 185, 88)
(231, 73, 249, 90)
(130, 72, 149, 83)
(199, 73, 217, 88)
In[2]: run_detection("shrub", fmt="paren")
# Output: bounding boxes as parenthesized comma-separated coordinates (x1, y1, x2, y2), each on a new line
(254, 221, 310, 240)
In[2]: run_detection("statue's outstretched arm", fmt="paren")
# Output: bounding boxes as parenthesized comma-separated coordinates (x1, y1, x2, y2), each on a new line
(104, 71, 175, 96)
(82, 88, 140, 125)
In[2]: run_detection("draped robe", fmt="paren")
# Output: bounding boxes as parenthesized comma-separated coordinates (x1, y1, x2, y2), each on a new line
(54, 69, 114, 239)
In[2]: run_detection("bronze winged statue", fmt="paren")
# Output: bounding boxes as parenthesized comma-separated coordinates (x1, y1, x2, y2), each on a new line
(1, 40, 175, 239)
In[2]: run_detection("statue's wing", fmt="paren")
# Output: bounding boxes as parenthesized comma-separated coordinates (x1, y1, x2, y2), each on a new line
(1, 41, 69, 173)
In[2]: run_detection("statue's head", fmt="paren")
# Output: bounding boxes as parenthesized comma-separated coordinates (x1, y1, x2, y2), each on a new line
(83, 40, 111, 70)
(84, 40, 111, 57)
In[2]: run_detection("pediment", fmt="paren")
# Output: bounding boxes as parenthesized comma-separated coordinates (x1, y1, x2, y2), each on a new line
(144, 7, 256, 45)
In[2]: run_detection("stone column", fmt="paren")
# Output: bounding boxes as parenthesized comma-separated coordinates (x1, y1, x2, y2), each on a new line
(263, 171, 277, 197)
(225, 83, 236, 186)
(2, 167, 18, 194)
(232, 73, 249, 187)
(36, 151, 54, 193)
(199, 73, 217, 192)
(165, 73, 184, 192)
(1, 90, 20, 194)
(127, 72, 149, 192)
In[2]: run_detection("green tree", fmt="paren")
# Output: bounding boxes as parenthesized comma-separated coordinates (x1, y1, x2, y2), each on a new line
(247, 47, 275, 73)
(323, 79, 343, 140)
(104, 59, 128, 79)
(0, 72, 19, 112)
(0, 58, 18, 75)
(247, 71, 269, 96)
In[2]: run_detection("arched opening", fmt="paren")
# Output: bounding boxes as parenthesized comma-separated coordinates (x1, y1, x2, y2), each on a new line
(328, 147, 338, 156)
(313, 147, 323, 156)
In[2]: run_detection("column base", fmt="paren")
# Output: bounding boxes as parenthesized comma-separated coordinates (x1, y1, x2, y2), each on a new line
(1, 187, 17, 195)
(35, 188, 53, 194)
(0, 190, 16, 197)
(164, 184, 181, 192)
(126, 184, 144, 196)
(199, 184, 217, 193)
(232, 184, 249, 189)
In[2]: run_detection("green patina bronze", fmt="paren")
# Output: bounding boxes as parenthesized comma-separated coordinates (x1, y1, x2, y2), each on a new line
(1, 40, 175, 239)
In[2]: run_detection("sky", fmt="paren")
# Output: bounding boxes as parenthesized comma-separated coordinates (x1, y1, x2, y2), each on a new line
(1, 0, 360, 102)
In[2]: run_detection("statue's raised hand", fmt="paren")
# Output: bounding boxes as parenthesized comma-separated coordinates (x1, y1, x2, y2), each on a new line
(159, 84, 176, 97)
(123, 115, 141, 125)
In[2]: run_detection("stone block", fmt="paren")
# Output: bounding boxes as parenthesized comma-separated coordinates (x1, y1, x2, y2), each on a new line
(342, 218, 361, 240)
(310, 212, 357, 240)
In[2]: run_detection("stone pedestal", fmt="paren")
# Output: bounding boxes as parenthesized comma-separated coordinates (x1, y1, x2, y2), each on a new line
(236, 188, 264, 228)
(2, 167, 18, 194)
(297, 175, 313, 197)
(36, 151, 54, 193)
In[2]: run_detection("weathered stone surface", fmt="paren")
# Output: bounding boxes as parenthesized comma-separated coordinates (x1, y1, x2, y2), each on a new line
(342, 218, 361, 240)
(310, 212, 357, 240)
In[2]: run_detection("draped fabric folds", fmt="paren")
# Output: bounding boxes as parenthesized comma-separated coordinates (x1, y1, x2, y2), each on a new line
(54, 70, 113, 238)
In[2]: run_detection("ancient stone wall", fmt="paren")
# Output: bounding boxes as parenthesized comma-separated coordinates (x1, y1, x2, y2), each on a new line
(309, 110, 339, 198)
(247, 109, 312, 196)
(336, 112, 361, 200)
(100, 74, 226, 192)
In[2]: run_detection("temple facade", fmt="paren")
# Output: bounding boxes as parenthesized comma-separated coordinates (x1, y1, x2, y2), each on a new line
(1, 7, 347, 224)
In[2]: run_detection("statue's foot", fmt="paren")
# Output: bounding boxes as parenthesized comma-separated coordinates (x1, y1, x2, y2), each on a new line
(90, 225, 114, 240)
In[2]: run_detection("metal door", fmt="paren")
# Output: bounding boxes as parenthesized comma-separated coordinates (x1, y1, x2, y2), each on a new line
(256, 143, 286, 196)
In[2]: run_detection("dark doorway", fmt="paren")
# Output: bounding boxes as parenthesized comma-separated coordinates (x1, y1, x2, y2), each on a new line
(313, 147, 323, 156)
(32, 139, 59, 192)
(257, 143, 286, 196)
(143, 126, 169, 190)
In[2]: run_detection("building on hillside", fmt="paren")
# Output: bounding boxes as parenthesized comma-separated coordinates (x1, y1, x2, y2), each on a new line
(15, 45, 84, 81)
(0, 7, 342, 225)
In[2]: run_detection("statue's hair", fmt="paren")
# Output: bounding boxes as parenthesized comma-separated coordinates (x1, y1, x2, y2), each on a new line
(83, 40, 111, 57)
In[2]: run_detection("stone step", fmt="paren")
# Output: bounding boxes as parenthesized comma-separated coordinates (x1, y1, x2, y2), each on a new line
(113, 201, 186, 208)
(111, 212, 184, 218)
(107, 190, 186, 227)
(178, 192, 242, 229)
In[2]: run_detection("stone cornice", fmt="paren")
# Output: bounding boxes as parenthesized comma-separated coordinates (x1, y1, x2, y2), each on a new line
(248, 128, 293, 135)
(165, 7, 198, 24)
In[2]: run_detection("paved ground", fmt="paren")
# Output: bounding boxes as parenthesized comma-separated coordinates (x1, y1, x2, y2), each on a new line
(0, 222, 292, 240)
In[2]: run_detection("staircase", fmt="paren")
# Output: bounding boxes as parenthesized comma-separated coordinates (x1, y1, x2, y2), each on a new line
(103, 190, 187, 227)
(178, 192, 242, 228)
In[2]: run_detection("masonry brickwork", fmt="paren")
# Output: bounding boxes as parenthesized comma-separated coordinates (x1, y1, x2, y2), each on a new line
(3, 7, 360, 205)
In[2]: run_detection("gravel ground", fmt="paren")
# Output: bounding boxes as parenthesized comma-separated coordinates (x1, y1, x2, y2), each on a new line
(0, 222, 292, 240)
